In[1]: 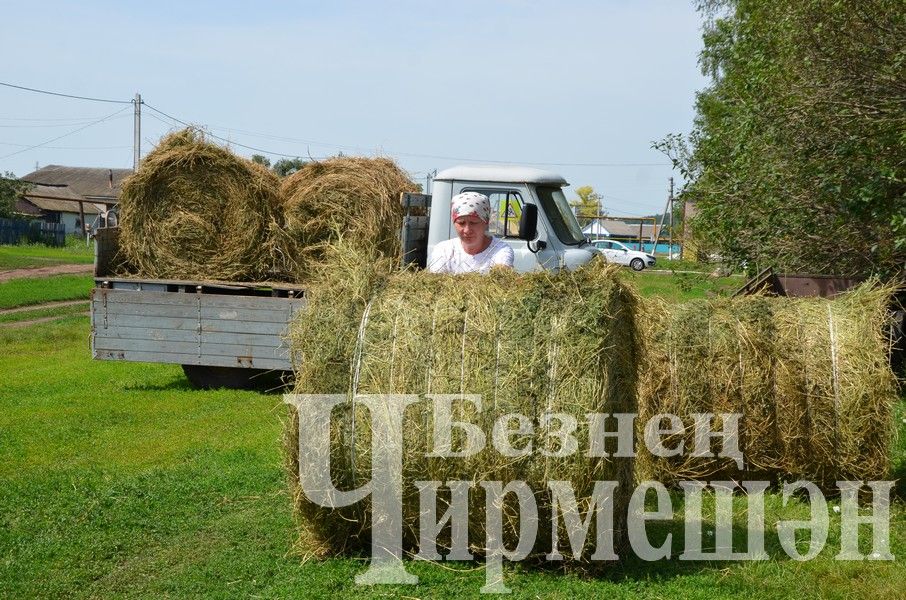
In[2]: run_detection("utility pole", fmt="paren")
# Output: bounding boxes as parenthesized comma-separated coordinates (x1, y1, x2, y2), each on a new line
(133, 93, 142, 171)
(668, 177, 674, 256)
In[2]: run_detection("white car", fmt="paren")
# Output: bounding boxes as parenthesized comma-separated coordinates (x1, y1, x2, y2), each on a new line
(592, 239, 656, 271)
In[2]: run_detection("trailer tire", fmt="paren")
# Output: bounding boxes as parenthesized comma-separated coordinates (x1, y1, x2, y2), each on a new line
(181, 365, 291, 391)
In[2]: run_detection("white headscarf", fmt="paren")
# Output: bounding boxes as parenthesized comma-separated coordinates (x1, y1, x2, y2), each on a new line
(451, 191, 491, 222)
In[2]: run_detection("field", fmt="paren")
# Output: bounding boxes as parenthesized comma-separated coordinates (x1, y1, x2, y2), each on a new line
(0, 239, 94, 270)
(0, 259, 903, 598)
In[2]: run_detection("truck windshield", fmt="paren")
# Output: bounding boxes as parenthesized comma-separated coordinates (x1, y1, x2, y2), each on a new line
(535, 186, 586, 246)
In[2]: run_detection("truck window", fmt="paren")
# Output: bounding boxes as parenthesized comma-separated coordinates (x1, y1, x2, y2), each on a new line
(470, 190, 523, 238)
(535, 186, 586, 246)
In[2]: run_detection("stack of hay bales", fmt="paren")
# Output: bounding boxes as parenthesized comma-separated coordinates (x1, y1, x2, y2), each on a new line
(637, 284, 898, 488)
(280, 157, 417, 279)
(118, 129, 286, 281)
(285, 255, 638, 559)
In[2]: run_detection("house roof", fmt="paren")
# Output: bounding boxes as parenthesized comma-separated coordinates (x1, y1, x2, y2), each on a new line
(20, 164, 131, 200)
(583, 219, 660, 240)
(17, 183, 102, 215)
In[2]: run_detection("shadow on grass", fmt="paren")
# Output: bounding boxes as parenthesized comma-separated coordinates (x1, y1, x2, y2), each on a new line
(123, 376, 196, 392)
(122, 372, 293, 394)
(318, 516, 798, 586)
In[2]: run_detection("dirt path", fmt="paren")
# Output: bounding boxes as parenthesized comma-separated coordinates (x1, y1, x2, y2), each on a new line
(0, 311, 89, 328)
(0, 300, 88, 316)
(0, 263, 93, 283)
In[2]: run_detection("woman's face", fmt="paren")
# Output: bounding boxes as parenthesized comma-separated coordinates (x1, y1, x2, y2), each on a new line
(453, 213, 487, 246)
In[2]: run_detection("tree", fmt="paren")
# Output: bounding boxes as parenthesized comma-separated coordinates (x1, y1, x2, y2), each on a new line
(0, 172, 27, 219)
(657, 0, 906, 276)
(271, 158, 306, 177)
(250, 154, 271, 168)
(570, 186, 604, 227)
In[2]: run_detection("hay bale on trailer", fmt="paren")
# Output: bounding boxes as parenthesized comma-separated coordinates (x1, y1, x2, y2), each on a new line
(280, 157, 417, 279)
(285, 255, 638, 560)
(118, 128, 286, 281)
(636, 283, 898, 488)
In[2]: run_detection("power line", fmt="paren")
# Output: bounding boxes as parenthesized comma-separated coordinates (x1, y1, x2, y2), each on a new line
(0, 106, 132, 160)
(0, 81, 132, 104)
(0, 114, 132, 128)
(144, 104, 315, 159)
(0, 141, 131, 150)
(0, 80, 672, 169)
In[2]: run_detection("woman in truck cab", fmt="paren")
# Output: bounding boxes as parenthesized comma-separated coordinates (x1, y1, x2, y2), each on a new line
(428, 192, 514, 274)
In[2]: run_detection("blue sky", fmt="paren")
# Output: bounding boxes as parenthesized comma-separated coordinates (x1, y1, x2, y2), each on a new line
(0, 1, 707, 215)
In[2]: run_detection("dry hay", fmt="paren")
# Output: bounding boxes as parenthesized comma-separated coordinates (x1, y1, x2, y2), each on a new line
(636, 283, 899, 489)
(285, 253, 638, 561)
(280, 157, 417, 278)
(118, 128, 287, 281)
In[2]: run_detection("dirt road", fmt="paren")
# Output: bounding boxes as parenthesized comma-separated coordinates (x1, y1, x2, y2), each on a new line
(0, 263, 93, 282)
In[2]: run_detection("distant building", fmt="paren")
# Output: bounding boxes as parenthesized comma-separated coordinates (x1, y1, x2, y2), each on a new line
(15, 183, 101, 234)
(582, 218, 658, 242)
(16, 165, 131, 234)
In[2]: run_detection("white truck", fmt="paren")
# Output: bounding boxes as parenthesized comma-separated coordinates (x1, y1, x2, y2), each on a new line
(91, 165, 602, 389)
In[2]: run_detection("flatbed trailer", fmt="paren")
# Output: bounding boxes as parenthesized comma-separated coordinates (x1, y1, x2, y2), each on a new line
(90, 228, 305, 388)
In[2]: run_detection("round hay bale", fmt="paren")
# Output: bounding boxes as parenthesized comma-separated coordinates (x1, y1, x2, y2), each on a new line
(285, 256, 638, 560)
(636, 284, 898, 489)
(118, 128, 285, 281)
(280, 157, 417, 278)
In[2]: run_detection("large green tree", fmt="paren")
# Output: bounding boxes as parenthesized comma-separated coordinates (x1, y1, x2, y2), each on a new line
(659, 0, 905, 275)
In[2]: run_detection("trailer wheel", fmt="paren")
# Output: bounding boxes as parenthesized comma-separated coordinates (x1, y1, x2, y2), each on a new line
(181, 365, 291, 391)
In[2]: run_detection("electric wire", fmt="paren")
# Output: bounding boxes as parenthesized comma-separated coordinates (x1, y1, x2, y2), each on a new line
(0, 106, 132, 160)
(0, 81, 132, 104)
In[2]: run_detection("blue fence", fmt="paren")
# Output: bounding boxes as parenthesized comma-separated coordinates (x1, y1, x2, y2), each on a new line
(0, 218, 67, 247)
(612, 239, 680, 255)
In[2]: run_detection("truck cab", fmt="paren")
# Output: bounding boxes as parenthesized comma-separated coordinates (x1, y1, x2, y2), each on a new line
(426, 165, 599, 272)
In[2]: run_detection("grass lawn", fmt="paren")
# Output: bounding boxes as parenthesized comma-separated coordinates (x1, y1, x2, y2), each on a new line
(0, 238, 94, 270)
(0, 301, 88, 324)
(0, 274, 93, 310)
(621, 269, 744, 303)
(1, 314, 903, 598)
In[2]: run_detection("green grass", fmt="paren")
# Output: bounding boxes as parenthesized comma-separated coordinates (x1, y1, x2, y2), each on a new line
(0, 238, 94, 270)
(0, 274, 92, 309)
(0, 301, 88, 324)
(622, 269, 744, 303)
(0, 316, 903, 598)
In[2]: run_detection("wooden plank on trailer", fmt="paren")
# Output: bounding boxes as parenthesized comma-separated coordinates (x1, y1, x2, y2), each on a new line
(98, 289, 306, 311)
(92, 348, 293, 370)
(94, 325, 285, 348)
(97, 276, 307, 293)
(97, 313, 291, 335)
(94, 337, 292, 360)
(94, 301, 297, 323)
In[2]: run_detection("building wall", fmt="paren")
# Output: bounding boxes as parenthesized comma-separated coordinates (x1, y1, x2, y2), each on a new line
(59, 211, 96, 235)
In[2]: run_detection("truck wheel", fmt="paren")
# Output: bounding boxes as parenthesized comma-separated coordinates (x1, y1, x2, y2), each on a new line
(181, 365, 291, 391)
(630, 258, 645, 271)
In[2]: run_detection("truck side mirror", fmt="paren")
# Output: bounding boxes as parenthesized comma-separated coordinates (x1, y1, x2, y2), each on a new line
(518, 204, 538, 240)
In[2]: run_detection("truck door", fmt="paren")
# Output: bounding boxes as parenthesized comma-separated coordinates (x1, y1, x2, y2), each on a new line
(477, 189, 559, 272)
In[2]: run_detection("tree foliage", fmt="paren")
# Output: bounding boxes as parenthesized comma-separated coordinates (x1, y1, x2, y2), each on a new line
(570, 185, 605, 227)
(250, 155, 306, 177)
(271, 158, 306, 177)
(658, 0, 906, 275)
(250, 154, 271, 168)
(0, 172, 27, 219)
